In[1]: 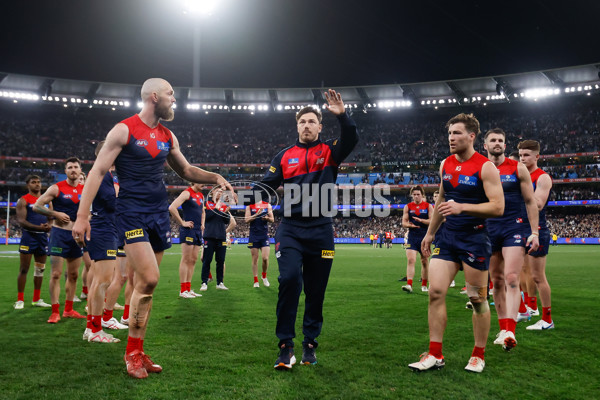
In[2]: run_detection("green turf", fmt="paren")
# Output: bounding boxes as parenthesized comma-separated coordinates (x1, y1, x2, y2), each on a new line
(0, 244, 599, 399)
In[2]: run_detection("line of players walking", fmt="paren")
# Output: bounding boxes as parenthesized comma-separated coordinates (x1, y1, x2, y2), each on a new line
(12, 79, 554, 378)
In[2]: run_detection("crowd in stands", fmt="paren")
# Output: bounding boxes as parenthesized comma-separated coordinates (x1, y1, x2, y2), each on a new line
(1, 96, 599, 165)
(1, 97, 599, 240)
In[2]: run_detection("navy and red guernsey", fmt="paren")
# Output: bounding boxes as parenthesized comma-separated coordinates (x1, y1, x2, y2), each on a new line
(203, 200, 230, 240)
(251, 112, 359, 227)
(407, 201, 430, 236)
(22, 193, 47, 229)
(53, 180, 84, 222)
(115, 114, 173, 215)
(181, 187, 204, 225)
(488, 158, 523, 225)
(441, 152, 490, 232)
(528, 168, 551, 229)
(91, 171, 117, 223)
(249, 201, 269, 238)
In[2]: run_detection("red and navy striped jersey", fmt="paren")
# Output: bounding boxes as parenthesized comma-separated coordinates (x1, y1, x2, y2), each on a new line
(181, 187, 204, 225)
(407, 201, 430, 235)
(249, 201, 269, 239)
(529, 168, 551, 229)
(441, 152, 489, 232)
(115, 114, 173, 215)
(488, 158, 524, 225)
(22, 193, 47, 227)
(91, 171, 117, 223)
(53, 180, 84, 222)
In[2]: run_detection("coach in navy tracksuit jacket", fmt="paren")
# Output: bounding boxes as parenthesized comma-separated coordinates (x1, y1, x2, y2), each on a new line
(249, 89, 359, 364)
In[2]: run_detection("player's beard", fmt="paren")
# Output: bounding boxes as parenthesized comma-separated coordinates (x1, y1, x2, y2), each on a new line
(156, 102, 174, 121)
(488, 147, 504, 157)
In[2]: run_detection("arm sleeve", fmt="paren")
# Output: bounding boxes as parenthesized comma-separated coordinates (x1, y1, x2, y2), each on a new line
(330, 112, 359, 165)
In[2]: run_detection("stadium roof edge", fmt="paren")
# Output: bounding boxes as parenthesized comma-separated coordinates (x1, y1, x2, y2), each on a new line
(1, 62, 599, 110)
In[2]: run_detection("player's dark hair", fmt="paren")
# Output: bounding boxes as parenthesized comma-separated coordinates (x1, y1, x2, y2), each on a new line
(296, 106, 322, 123)
(25, 174, 40, 183)
(65, 156, 81, 166)
(410, 185, 424, 195)
(445, 113, 481, 136)
(508, 150, 520, 160)
(484, 128, 506, 140)
(517, 140, 540, 152)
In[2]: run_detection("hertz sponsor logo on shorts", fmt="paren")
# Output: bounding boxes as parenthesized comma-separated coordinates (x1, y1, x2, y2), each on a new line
(186, 237, 194, 242)
(222, 242, 228, 246)
(107, 250, 117, 257)
(269, 166, 276, 173)
(51, 247, 63, 253)
(432, 247, 440, 255)
(405, 244, 411, 249)
(20, 245, 29, 251)
(125, 229, 144, 239)
(321, 250, 335, 259)
(248, 242, 253, 247)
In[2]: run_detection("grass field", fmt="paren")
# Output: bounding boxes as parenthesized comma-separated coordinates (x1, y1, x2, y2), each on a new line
(0, 244, 599, 400)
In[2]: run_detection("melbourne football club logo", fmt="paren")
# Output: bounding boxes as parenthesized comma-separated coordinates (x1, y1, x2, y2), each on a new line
(150, 132, 156, 138)
(135, 139, 148, 147)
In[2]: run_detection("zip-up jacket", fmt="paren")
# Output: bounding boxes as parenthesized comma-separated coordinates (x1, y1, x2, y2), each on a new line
(251, 112, 359, 227)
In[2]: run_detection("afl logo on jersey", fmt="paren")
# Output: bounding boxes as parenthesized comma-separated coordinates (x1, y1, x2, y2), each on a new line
(63, 194, 72, 199)
(136, 139, 148, 147)
(443, 174, 453, 181)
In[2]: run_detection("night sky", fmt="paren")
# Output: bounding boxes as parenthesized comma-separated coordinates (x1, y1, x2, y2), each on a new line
(1, 0, 598, 88)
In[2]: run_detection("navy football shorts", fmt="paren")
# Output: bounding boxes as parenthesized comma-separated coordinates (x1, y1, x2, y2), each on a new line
(117, 211, 172, 252)
(248, 237, 270, 249)
(431, 228, 491, 271)
(526, 227, 550, 257)
(49, 226, 83, 259)
(487, 220, 527, 253)
(405, 232, 425, 255)
(19, 230, 49, 256)
(86, 221, 118, 261)
(180, 227, 203, 246)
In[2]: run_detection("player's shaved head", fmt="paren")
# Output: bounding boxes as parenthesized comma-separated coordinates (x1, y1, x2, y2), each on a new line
(141, 78, 171, 102)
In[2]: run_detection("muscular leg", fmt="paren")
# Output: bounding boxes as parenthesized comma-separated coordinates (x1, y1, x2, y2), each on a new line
(125, 242, 161, 340)
(489, 252, 506, 319)
(17, 253, 33, 295)
(32, 254, 47, 294)
(81, 252, 92, 295)
(427, 259, 459, 343)
(90, 260, 115, 316)
(463, 265, 491, 349)
(250, 248, 259, 278)
(105, 259, 126, 309)
(528, 255, 551, 308)
(405, 249, 417, 284)
(420, 253, 429, 282)
(179, 244, 197, 290)
(502, 247, 525, 322)
(65, 257, 82, 302)
(49, 256, 64, 304)
(261, 245, 270, 275)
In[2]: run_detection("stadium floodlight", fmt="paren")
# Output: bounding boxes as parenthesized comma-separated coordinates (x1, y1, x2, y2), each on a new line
(276, 104, 283, 111)
(182, 0, 221, 16)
